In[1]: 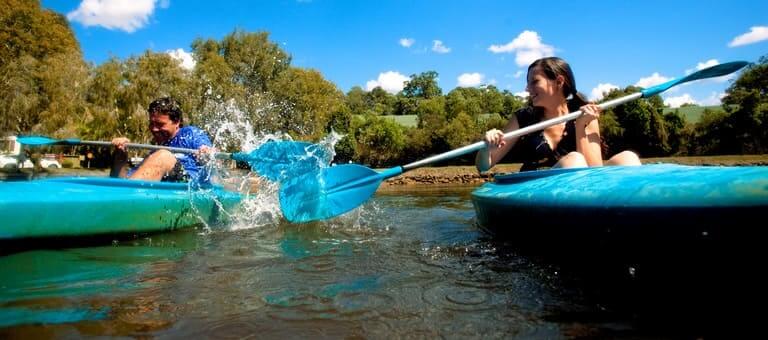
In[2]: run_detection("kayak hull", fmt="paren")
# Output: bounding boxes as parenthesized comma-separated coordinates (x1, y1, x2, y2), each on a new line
(472, 164, 768, 245)
(0, 177, 242, 240)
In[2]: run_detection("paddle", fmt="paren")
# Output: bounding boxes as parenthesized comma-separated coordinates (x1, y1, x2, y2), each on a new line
(278, 61, 749, 223)
(16, 136, 330, 181)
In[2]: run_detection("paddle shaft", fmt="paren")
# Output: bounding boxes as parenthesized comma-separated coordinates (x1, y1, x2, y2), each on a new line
(76, 140, 233, 160)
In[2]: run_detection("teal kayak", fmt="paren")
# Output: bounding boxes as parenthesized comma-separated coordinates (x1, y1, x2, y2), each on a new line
(472, 164, 768, 240)
(0, 177, 242, 240)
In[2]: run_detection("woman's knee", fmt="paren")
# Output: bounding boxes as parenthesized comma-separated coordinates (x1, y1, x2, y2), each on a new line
(607, 150, 641, 166)
(554, 152, 587, 168)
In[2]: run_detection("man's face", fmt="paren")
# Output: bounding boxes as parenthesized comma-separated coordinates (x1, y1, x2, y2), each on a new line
(149, 113, 180, 145)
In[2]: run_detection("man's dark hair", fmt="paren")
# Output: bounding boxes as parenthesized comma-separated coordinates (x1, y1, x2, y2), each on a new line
(148, 97, 183, 124)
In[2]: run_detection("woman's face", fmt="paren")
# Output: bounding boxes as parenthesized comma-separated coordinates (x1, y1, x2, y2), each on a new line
(526, 67, 565, 108)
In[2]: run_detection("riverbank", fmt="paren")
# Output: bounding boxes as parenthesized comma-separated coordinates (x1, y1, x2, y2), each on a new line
(3, 154, 766, 187)
(378, 154, 768, 189)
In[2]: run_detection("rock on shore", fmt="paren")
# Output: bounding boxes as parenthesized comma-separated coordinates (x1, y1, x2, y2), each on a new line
(381, 164, 522, 187)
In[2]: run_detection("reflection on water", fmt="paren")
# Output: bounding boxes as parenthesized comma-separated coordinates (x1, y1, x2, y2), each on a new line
(0, 185, 752, 337)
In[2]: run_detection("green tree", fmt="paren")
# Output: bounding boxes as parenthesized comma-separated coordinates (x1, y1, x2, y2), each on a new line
(350, 114, 406, 167)
(481, 85, 506, 117)
(689, 108, 729, 155)
(402, 71, 442, 99)
(601, 86, 669, 157)
(0, 0, 86, 136)
(222, 30, 291, 94)
(445, 87, 483, 120)
(720, 56, 768, 154)
(346, 86, 368, 115)
(270, 67, 346, 139)
(663, 110, 689, 155)
(365, 87, 397, 115)
(396, 71, 442, 116)
(440, 112, 478, 150)
(501, 90, 526, 119)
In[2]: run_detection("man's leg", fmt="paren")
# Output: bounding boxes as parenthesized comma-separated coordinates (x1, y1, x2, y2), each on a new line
(129, 150, 177, 181)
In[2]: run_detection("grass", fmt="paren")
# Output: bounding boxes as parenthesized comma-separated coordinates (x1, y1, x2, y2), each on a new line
(663, 105, 724, 123)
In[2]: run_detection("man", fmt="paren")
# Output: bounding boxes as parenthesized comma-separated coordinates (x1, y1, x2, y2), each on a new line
(110, 97, 212, 182)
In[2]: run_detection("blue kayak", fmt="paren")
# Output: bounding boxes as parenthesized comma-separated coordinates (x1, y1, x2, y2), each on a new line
(472, 164, 768, 240)
(0, 177, 242, 240)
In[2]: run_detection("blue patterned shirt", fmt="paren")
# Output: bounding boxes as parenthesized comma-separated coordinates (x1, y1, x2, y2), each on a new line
(128, 126, 212, 183)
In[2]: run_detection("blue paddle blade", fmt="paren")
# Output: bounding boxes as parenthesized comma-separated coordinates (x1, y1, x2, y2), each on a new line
(16, 136, 81, 146)
(279, 164, 391, 223)
(230, 141, 331, 181)
(642, 61, 748, 97)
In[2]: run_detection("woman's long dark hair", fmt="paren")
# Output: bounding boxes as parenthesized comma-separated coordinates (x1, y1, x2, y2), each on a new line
(527, 57, 589, 113)
(527, 57, 608, 156)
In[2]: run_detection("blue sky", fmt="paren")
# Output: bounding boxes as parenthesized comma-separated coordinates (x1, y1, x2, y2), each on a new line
(42, 0, 767, 108)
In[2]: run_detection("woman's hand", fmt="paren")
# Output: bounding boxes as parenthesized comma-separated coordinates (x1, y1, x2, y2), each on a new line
(576, 103, 602, 132)
(484, 129, 506, 148)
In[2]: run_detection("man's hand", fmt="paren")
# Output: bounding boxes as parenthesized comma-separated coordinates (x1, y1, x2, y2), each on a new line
(111, 137, 130, 152)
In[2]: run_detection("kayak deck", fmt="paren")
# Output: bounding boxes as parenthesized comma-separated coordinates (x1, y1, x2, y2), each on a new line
(1, 177, 242, 240)
(472, 164, 768, 242)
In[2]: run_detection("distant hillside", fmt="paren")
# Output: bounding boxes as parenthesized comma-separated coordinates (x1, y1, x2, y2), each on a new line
(663, 105, 724, 124)
(381, 115, 418, 128)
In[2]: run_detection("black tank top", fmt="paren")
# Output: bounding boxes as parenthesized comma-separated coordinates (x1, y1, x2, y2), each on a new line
(505, 107, 577, 172)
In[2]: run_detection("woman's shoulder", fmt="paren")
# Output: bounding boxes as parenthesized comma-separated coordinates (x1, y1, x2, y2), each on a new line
(513, 106, 537, 127)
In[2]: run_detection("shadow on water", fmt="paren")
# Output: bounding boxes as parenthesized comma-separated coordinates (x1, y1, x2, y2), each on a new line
(480, 218, 768, 338)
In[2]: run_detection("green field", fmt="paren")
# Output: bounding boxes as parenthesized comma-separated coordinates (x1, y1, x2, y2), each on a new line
(662, 105, 724, 124)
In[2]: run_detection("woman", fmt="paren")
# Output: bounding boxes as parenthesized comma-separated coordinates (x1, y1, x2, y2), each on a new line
(476, 57, 641, 173)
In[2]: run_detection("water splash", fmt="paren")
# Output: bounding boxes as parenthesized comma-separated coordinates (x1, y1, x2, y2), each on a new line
(182, 100, 389, 233)
(182, 100, 343, 231)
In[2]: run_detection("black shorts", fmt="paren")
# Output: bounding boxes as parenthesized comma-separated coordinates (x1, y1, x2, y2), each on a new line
(161, 161, 190, 182)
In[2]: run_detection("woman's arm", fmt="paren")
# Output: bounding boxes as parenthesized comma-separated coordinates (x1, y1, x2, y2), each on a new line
(475, 115, 521, 173)
(575, 104, 603, 166)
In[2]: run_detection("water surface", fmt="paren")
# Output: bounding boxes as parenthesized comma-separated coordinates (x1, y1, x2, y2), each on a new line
(0, 185, 749, 338)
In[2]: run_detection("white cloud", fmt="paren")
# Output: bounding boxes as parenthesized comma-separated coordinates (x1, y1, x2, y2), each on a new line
(366, 71, 410, 94)
(664, 94, 697, 108)
(696, 59, 720, 70)
(635, 72, 672, 88)
(167, 48, 195, 70)
(432, 40, 451, 54)
(488, 30, 555, 67)
(513, 71, 524, 79)
(67, 0, 159, 33)
(728, 26, 768, 47)
(700, 92, 726, 106)
(457, 73, 484, 87)
(514, 91, 529, 98)
(590, 83, 619, 101)
(399, 38, 415, 48)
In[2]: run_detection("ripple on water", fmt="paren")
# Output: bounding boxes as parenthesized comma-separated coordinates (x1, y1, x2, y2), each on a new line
(293, 255, 337, 274)
(422, 282, 496, 312)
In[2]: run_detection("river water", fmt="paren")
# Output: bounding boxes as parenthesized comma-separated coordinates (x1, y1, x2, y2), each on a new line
(0, 184, 754, 338)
